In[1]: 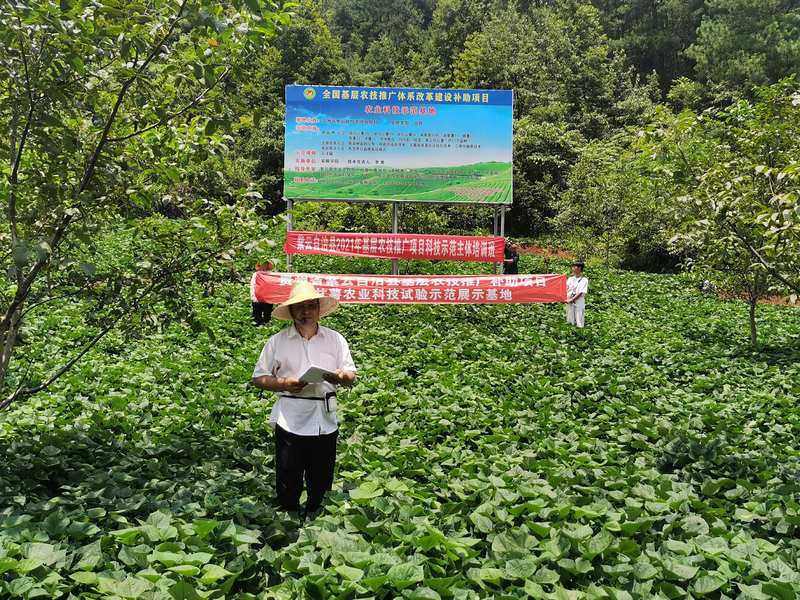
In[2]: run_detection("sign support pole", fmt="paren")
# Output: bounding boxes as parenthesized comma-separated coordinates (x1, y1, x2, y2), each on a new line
(493, 207, 499, 274)
(500, 205, 507, 238)
(392, 202, 400, 275)
(286, 197, 294, 273)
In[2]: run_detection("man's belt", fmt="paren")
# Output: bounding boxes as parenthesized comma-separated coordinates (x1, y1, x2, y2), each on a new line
(279, 391, 337, 413)
(280, 393, 335, 401)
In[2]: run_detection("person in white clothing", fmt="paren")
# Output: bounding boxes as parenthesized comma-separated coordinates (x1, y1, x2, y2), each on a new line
(566, 260, 588, 328)
(252, 281, 356, 514)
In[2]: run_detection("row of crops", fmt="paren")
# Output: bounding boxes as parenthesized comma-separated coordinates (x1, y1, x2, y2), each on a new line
(1, 253, 799, 599)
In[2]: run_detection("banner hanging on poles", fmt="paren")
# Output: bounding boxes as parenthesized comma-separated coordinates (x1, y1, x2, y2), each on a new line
(285, 231, 505, 262)
(254, 272, 566, 305)
(283, 85, 513, 204)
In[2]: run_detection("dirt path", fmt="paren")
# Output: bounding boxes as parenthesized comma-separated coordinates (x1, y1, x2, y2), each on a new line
(516, 244, 574, 259)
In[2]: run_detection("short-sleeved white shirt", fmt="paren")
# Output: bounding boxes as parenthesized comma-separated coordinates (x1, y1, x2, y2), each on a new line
(249, 272, 259, 302)
(567, 275, 588, 306)
(252, 324, 356, 436)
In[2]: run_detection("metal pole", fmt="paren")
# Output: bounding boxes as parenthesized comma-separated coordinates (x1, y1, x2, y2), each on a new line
(493, 206, 499, 274)
(286, 197, 293, 273)
(392, 202, 399, 275)
(500, 205, 507, 238)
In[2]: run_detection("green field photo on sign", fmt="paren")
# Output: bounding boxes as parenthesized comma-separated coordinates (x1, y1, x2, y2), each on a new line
(284, 162, 512, 203)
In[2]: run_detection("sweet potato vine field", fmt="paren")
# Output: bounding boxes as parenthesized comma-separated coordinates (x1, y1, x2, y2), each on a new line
(1, 258, 799, 600)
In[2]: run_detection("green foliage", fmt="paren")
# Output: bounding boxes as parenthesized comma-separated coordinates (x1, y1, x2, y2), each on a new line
(687, 0, 800, 94)
(0, 0, 289, 407)
(510, 119, 584, 236)
(421, 0, 490, 87)
(592, 0, 704, 92)
(630, 78, 800, 347)
(555, 137, 668, 266)
(2, 253, 800, 598)
(453, 3, 654, 136)
(646, 80, 800, 293)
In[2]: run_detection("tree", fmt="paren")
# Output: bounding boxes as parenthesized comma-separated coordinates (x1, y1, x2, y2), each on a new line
(0, 0, 290, 409)
(687, 0, 800, 94)
(453, 3, 655, 135)
(452, 3, 655, 235)
(591, 0, 704, 92)
(643, 80, 800, 349)
(511, 118, 583, 236)
(418, 0, 489, 87)
(555, 137, 669, 266)
(323, 0, 427, 57)
(234, 0, 351, 210)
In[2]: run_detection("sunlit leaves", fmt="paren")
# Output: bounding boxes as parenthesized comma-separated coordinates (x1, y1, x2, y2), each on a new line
(1, 250, 799, 598)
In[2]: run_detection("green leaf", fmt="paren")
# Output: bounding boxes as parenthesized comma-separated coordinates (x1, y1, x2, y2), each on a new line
(387, 563, 424, 589)
(110, 576, 152, 599)
(693, 573, 727, 595)
(762, 581, 797, 600)
(467, 567, 504, 584)
(504, 557, 538, 579)
(169, 581, 201, 600)
(469, 511, 493, 533)
(663, 559, 699, 580)
(75, 540, 103, 570)
(349, 481, 384, 501)
(168, 564, 200, 576)
(12, 242, 34, 267)
(23, 542, 64, 566)
(200, 564, 232, 585)
(191, 519, 218, 539)
(243, 0, 261, 15)
(151, 550, 185, 566)
(524, 580, 546, 597)
(562, 523, 593, 540)
(582, 529, 613, 558)
(532, 567, 560, 585)
(407, 587, 441, 600)
(334, 565, 364, 581)
(111, 527, 142, 545)
(683, 514, 709, 536)
(70, 571, 99, 585)
(0, 558, 17, 575)
(633, 561, 658, 580)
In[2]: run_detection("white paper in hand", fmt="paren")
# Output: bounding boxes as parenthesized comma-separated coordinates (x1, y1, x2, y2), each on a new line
(299, 365, 336, 384)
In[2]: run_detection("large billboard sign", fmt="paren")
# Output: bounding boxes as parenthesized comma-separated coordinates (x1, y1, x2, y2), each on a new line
(283, 85, 513, 204)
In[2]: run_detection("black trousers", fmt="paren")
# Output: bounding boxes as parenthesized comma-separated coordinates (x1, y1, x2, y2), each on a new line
(252, 302, 273, 325)
(275, 425, 338, 513)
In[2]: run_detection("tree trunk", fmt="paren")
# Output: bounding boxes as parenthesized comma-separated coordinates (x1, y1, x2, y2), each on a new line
(0, 305, 23, 394)
(748, 295, 758, 352)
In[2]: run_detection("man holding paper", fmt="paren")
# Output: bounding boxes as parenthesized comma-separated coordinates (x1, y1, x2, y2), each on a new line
(252, 281, 357, 515)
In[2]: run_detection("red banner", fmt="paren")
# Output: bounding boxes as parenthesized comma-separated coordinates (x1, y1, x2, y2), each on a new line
(254, 272, 566, 304)
(285, 231, 504, 262)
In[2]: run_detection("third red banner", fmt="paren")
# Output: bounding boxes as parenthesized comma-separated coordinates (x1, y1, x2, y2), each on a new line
(254, 272, 566, 305)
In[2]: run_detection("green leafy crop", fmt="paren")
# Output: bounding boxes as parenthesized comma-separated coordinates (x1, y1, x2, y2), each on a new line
(1, 253, 799, 599)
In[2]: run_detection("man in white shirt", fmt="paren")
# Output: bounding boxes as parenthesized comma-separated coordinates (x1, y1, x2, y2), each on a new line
(566, 260, 588, 328)
(252, 281, 356, 514)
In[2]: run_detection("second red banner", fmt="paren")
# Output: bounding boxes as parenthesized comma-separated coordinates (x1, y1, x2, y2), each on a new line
(285, 231, 505, 262)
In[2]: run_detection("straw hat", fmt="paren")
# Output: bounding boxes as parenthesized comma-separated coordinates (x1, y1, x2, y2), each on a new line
(272, 280, 339, 321)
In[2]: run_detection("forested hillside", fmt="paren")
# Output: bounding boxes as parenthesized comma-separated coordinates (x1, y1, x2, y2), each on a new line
(222, 0, 800, 278)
